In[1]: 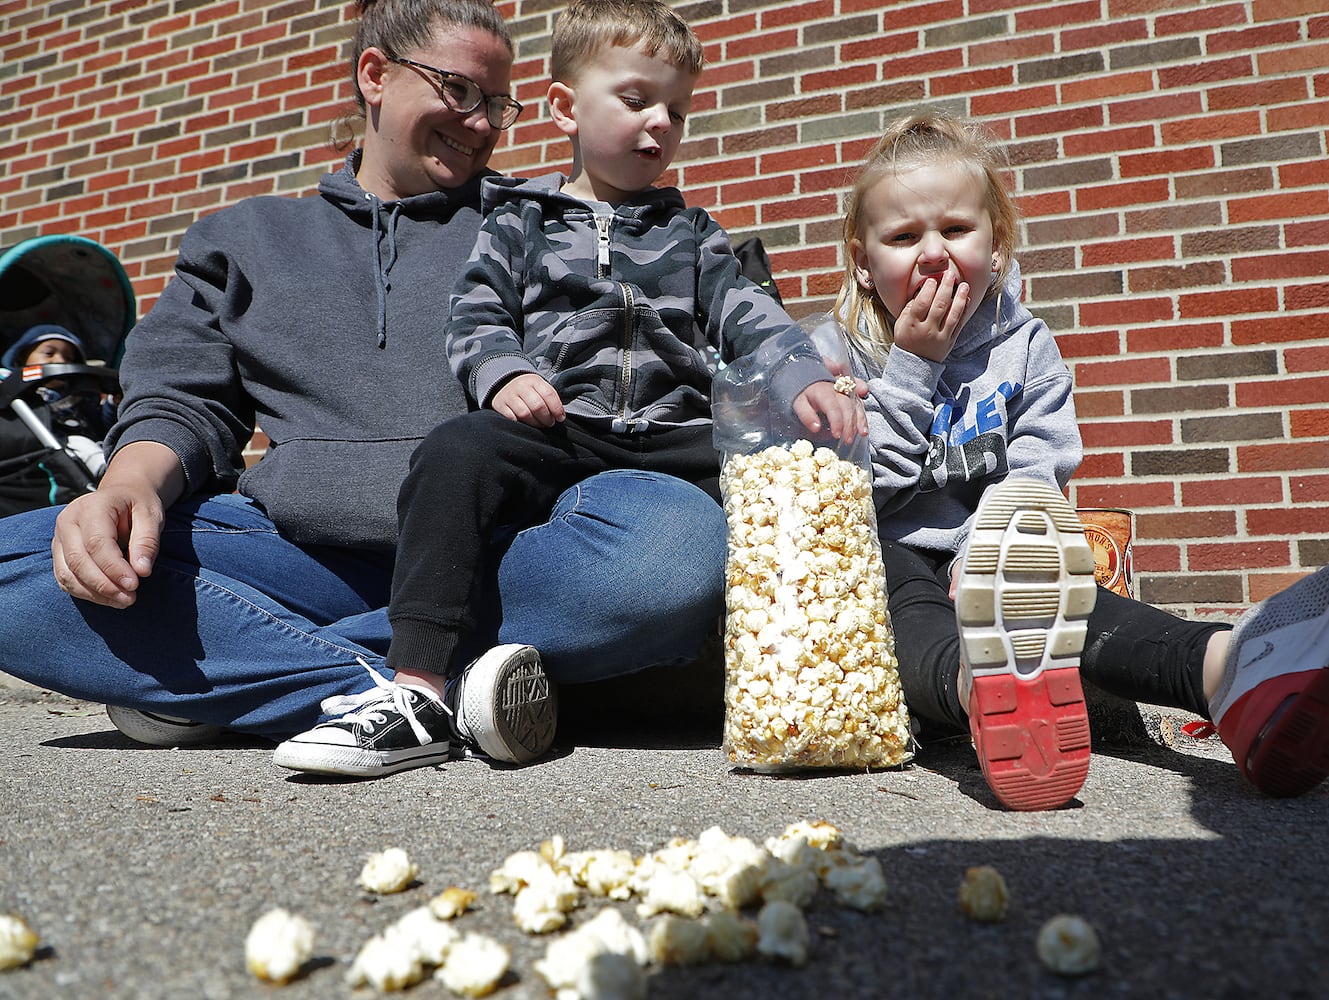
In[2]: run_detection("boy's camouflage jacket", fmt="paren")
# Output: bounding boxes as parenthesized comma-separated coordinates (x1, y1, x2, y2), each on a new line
(445, 173, 829, 434)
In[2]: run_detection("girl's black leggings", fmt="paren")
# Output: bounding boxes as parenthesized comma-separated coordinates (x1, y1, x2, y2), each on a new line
(880, 538, 1226, 732)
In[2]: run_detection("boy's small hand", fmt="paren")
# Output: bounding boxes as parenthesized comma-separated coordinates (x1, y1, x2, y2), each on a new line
(491, 373, 565, 427)
(792, 381, 868, 446)
(892, 273, 969, 363)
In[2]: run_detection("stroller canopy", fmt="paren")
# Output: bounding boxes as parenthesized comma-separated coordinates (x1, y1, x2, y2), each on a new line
(0, 234, 135, 368)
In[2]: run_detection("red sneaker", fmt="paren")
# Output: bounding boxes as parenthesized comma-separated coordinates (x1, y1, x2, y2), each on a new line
(1210, 567, 1329, 797)
(956, 479, 1098, 811)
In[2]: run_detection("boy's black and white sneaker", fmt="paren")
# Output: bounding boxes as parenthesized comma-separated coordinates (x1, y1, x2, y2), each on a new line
(447, 644, 558, 765)
(272, 662, 455, 778)
(106, 705, 227, 747)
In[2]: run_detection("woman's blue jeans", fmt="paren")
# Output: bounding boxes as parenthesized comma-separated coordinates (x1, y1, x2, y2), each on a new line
(0, 470, 726, 738)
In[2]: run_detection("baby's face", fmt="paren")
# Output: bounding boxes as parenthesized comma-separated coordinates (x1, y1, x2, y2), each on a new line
(24, 339, 80, 366)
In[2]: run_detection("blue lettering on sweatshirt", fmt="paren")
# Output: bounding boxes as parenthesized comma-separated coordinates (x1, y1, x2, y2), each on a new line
(921, 381, 1021, 492)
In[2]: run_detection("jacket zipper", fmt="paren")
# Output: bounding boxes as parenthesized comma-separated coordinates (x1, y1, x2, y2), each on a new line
(595, 212, 637, 429)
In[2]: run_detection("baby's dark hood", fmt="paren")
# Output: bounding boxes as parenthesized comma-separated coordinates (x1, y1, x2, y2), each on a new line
(2, 324, 87, 370)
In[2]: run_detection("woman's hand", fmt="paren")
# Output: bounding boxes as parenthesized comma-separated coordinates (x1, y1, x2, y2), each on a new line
(51, 441, 184, 608)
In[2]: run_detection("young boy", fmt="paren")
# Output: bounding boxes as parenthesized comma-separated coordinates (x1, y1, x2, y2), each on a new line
(274, 0, 864, 778)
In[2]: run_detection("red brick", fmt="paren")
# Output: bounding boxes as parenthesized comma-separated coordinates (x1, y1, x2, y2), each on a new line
(1130, 543, 1180, 573)
(1080, 419, 1174, 448)
(1286, 409, 1329, 436)
(1238, 440, 1329, 473)
(1161, 110, 1263, 143)
(1127, 322, 1226, 354)
(1182, 476, 1285, 506)
(1232, 313, 1328, 345)
(1248, 505, 1329, 535)
(1118, 145, 1215, 178)
(1080, 296, 1175, 327)
(1081, 236, 1175, 267)
(1077, 178, 1171, 211)
(1250, 573, 1314, 602)
(1076, 481, 1178, 510)
(1180, 287, 1279, 319)
(1074, 356, 1173, 387)
(1056, 330, 1124, 358)
(1285, 284, 1329, 312)
(1077, 452, 1126, 478)
(1061, 70, 1155, 104)
(1137, 509, 1239, 540)
(1189, 541, 1291, 571)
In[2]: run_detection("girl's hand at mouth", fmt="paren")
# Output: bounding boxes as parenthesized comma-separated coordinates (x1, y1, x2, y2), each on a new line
(891, 272, 969, 363)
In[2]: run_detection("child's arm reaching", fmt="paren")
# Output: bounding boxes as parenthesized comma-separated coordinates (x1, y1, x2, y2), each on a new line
(792, 380, 867, 446)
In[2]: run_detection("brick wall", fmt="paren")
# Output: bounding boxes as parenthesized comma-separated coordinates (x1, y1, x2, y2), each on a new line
(3, 0, 1326, 618)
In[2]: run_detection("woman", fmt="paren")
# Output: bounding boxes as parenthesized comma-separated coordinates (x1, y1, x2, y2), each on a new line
(0, 0, 726, 778)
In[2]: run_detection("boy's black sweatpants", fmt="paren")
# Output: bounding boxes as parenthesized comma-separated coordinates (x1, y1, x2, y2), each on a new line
(387, 409, 720, 677)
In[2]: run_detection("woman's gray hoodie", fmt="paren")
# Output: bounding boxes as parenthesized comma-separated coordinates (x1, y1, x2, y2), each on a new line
(105, 152, 488, 551)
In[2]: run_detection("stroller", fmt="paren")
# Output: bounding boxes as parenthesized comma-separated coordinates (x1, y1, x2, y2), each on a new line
(0, 235, 134, 517)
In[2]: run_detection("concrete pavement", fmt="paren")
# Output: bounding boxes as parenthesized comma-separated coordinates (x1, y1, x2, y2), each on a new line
(2, 670, 1327, 1000)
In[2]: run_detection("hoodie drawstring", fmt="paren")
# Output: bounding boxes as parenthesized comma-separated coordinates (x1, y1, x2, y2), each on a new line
(370, 197, 402, 349)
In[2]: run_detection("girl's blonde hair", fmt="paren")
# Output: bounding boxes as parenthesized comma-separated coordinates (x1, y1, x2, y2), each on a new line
(835, 111, 1018, 360)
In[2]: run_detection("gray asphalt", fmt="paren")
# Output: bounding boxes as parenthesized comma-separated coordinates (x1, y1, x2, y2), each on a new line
(2, 667, 1326, 1000)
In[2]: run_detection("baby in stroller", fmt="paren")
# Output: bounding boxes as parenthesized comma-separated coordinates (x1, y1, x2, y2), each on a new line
(1, 323, 117, 516)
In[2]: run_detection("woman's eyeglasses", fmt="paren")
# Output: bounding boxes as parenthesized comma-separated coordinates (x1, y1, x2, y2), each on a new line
(387, 56, 523, 130)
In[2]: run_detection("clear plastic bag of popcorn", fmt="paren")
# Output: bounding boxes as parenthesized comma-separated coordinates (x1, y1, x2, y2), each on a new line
(711, 323, 911, 772)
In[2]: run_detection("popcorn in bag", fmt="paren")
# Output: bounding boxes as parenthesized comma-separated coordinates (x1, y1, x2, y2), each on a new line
(712, 324, 912, 771)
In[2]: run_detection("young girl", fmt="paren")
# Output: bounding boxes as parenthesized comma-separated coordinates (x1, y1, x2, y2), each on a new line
(826, 111, 1329, 811)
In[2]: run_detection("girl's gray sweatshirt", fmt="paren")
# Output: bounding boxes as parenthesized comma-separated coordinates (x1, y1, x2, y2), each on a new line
(826, 263, 1082, 558)
(105, 152, 488, 552)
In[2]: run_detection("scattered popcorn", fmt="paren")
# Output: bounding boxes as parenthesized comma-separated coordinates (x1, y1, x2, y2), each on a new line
(346, 925, 427, 992)
(394, 906, 461, 966)
(959, 866, 1009, 922)
(755, 900, 810, 966)
(563, 849, 638, 900)
(429, 887, 479, 920)
(634, 867, 706, 919)
(823, 855, 887, 911)
(534, 909, 649, 996)
(648, 914, 711, 966)
(359, 847, 419, 895)
(1036, 914, 1101, 975)
(513, 868, 581, 934)
(688, 827, 768, 909)
(758, 857, 820, 908)
(490, 849, 551, 895)
(435, 932, 510, 997)
(705, 910, 759, 963)
(720, 441, 912, 771)
(346, 906, 462, 991)
(0, 914, 39, 971)
(244, 908, 314, 985)
(574, 951, 646, 1000)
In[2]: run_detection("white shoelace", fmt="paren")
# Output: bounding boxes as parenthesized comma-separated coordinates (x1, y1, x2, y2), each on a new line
(318, 657, 452, 747)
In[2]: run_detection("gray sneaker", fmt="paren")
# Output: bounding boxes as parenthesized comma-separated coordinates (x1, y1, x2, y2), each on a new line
(447, 644, 557, 764)
(106, 705, 227, 747)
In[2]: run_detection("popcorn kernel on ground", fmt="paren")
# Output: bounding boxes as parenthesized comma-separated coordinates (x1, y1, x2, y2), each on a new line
(435, 932, 510, 997)
(720, 442, 911, 770)
(359, 846, 419, 894)
(755, 899, 810, 966)
(244, 908, 314, 984)
(959, 865, 1009, 922)
(1036, 913, 1101, 975)
(0, 914, 39, 971)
